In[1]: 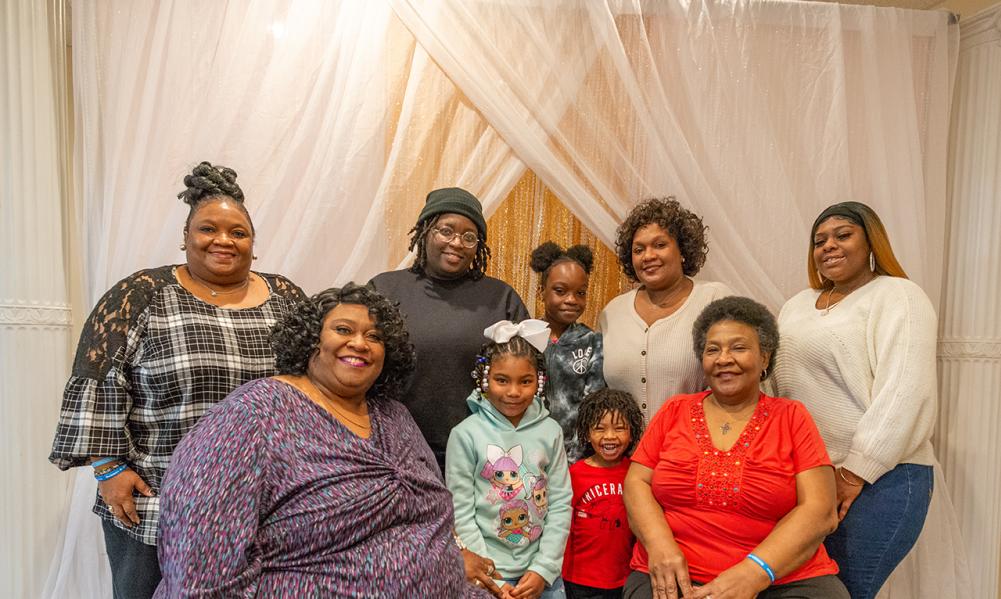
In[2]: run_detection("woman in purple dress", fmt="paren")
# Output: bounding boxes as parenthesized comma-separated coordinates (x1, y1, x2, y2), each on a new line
(155, 284, 491, 598)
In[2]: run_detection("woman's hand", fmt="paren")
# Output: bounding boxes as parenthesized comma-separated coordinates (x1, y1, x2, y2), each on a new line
(835, 467, 864, 521)
(689, 560, 770, 599)
(461, 548, 508, 598)
(509, 570, 545, 599)
(98, 468, 155, 527)
(646, 540, 694, 599)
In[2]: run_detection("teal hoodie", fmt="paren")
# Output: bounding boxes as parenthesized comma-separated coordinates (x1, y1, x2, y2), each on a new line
(445, 389, 572, 584)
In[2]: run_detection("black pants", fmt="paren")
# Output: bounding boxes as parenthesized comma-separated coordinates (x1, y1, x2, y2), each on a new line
(565, 579, 624, 599)
(622, 570, 849, 599)
(102, 519, 161, 599)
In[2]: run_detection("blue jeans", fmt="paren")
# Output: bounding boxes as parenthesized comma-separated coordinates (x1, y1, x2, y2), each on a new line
(825, 464, 933, 599)
(502, 576, 566, 598)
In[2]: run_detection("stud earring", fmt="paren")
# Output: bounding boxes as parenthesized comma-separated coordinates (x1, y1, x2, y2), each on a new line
(179, 243, 186, 251)
(253, 254, 258, 260)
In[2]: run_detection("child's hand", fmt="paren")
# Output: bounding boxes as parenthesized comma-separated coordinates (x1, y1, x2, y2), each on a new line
(509, 571, 546, 599)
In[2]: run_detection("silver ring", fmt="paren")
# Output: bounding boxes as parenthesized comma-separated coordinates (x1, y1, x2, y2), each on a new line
(474, 579, 482, 587)
(485, 564, 494, 576)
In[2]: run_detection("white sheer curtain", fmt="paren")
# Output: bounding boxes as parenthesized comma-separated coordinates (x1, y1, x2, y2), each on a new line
(47, 0, 969, 596)
(1, 1, 75, 597)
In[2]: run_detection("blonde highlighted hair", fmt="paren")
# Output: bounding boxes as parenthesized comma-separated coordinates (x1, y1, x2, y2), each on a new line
(807, 202, 908, 290)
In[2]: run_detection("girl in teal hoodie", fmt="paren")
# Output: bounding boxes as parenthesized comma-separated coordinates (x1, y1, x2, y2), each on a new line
(446, 319, 573, 599)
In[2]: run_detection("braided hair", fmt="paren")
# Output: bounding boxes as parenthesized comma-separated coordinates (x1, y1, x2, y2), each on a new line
(407, 215, 491, 280)
(574, 388, 645, 460)
(529, 241, 594, 286)
(471, 334, 548, 402)
(177, 161, 253, 233)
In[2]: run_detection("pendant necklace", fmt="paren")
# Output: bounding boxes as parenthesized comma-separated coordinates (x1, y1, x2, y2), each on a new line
(187, 268, 251, 297)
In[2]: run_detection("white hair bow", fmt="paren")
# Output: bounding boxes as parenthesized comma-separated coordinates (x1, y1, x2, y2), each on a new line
(483, 319, 551, 353)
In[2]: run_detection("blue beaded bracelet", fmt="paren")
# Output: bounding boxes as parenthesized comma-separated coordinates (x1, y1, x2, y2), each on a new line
(95, 463, 128, 481)
(91, 457, 117, 469)
(747, 553, 776, 583)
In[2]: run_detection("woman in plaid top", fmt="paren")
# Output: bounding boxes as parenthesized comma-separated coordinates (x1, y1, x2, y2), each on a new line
(49, 162, 305, 599)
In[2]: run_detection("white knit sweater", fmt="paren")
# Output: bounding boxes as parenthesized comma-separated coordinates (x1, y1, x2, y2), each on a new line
(772, 276, 937, 483)
(599, 280, 733, 422)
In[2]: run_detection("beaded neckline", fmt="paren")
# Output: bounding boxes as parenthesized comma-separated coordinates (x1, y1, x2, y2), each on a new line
(690, 393, 770, 509)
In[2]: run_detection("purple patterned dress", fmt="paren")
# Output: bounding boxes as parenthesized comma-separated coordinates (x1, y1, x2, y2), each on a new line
(155, 378, 488, 598)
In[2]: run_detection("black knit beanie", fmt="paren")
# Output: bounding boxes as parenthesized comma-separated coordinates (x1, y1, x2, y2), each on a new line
(416, 187, 487, 236)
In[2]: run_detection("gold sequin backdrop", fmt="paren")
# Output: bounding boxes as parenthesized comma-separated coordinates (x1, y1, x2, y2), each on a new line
(484, 172, 631, 329)
(379, 24, 630, 329)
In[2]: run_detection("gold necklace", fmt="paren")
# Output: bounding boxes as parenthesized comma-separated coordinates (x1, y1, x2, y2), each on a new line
(821, 274, 876, 316)
(186, 267, 251, 297)
(309, 384, 371, 429)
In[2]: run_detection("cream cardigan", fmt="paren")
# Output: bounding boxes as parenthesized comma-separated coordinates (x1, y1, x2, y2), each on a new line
(598, 280, 733, 422)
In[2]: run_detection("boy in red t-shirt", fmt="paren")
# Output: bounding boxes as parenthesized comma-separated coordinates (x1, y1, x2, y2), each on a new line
(562, 389, 645, 599)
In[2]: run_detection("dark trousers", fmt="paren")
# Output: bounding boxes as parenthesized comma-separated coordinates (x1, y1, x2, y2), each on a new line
(623, 570, 849, 599)
(565, 579, 624, 599)
(102, 519, 161, 599)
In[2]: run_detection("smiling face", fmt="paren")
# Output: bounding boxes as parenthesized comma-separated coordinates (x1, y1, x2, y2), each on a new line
(184, 198, 254, 284)
(485, 355, 539, 427)
(701, 320, 769, 405)
(813, 217, 872, 287)
(308, 304, 386, 403)
(588, 410, 632, 468)
(423, 213, 479, 280)
(630, 223, 684, 291)
(541, 261, 588, 330)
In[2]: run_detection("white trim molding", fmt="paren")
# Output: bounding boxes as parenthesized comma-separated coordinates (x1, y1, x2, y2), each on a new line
(959, 4, 1001, 52)
(0, 301, 72, 329)
(939, 338, 1001, 361)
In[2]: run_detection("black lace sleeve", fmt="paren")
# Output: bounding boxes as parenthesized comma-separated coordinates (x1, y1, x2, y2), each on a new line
(49, 266, 174, 469)
(259, 272, 308, 303)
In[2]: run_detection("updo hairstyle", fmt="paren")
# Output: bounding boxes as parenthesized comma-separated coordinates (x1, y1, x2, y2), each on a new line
(529, 241, 595, 286)
(177, 161, 252, 233)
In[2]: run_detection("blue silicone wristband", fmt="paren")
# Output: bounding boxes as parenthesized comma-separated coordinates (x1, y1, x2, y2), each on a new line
(95, 463, 128, 481)
(91, 457, 117, 469)
(747, 553, 776, 582)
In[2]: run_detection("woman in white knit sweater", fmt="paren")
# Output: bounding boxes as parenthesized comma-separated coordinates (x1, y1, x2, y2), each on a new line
(599, 198, 732, 423)
(771, 202, 935, 599)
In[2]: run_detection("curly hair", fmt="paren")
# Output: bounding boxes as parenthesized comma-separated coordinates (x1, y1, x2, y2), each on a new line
(407, 216, 491, 280)
(691, 296, 779, 380)
(471, 334, 548, 402)
(270, 283, 416, 402)
(529, 241, 594, 286)
(574, 389, 645, 460)
(177, 161, 253, 234)
(614, 197, 708, 281)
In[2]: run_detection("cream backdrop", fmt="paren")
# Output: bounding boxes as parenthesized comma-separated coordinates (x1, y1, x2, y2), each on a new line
(4, 0, 979, 596)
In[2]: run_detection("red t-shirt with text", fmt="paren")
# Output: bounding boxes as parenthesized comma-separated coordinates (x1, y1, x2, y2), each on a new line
(561, 458, 634, 589)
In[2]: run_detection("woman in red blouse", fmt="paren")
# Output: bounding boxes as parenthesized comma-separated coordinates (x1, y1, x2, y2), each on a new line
(622, 297, 848, 599)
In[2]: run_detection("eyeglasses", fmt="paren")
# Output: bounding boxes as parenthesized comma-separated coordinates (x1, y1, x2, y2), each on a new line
(432, 226, 479, 249)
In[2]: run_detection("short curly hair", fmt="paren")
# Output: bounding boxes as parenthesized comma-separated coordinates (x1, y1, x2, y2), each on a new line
(614, 197, 708, 281)
(529, 241, 594, 287)
(270, 283, 416, 402)
(177, 161, 253, 234)
(574, 389, 645, 460)
(691, 296, 779, 379)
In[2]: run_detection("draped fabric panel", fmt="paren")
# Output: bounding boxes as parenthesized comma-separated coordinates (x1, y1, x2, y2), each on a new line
(0, 1, 75, 597)
(42, 0, 972, 596)
(937, 6, 1001, 596)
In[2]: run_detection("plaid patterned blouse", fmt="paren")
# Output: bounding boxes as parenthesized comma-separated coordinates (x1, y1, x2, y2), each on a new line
(49, 265, 305, 545)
